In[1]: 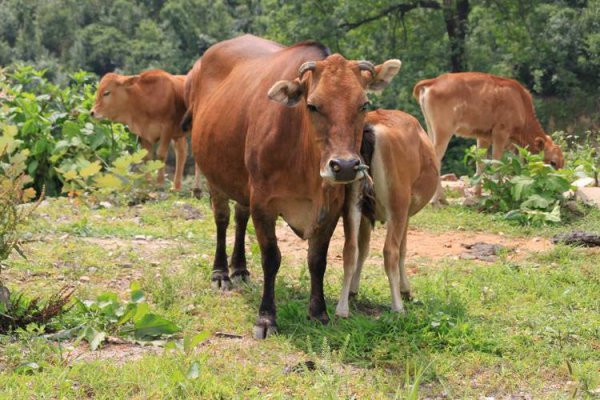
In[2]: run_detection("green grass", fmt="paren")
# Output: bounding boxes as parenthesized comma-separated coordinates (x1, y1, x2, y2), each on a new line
(1, 194, 599, 398)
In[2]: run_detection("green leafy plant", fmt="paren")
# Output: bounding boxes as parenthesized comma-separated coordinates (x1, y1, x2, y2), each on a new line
(59, 149, 164, 205)
(467, 145, 573, 225)
(0, 122, 40, 274)
(1, 65, 136, 196)
(49, 282, 180, 350)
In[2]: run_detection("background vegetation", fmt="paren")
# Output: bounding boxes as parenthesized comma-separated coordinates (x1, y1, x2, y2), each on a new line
(1, 0, 598, 176)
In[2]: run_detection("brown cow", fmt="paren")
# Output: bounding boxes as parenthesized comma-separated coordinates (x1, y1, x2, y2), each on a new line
(191, 34, 401, 338)
(336, 110, 439, 317)
(91, 69, 198, 192)
(413, 72, 564, 205)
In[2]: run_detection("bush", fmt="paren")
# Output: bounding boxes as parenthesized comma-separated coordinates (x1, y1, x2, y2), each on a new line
(468, 145, 573, 226)
(0, 65, 136, 196)
(0, 122, 40, 274)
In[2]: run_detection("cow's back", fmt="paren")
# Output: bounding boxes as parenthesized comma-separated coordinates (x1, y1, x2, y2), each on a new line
(192, 35, 329, 205)
(366, 110, 439, 218)
(420, 72, 538, 137)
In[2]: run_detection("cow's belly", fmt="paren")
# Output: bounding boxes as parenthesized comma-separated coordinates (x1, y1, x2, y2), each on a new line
(275, 198, 314, 239)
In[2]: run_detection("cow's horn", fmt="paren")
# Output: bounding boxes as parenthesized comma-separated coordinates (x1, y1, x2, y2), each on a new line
(299, 62, 316, 79)
(357, 61, 376, 77)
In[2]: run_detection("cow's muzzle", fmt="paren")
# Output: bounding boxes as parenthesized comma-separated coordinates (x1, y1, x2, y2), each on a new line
(322, 157, 366, 183)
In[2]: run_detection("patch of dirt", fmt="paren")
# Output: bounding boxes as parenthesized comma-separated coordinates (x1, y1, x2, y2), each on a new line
(64, 339, 161, 365)
(276, 221, 552, 267)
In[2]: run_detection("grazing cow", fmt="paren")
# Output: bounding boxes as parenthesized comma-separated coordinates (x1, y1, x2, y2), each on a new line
(336, 109, 439, 318)
(191, 34, 401, 338)
(91, 69, 197, 192)
(413, 72, 564, 205)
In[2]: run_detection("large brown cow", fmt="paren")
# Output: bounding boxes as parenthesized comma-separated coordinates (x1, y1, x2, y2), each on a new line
(191, 34, 401, 338)
(336, 110, 439, 317)
(91, 69, 199, 192)
(413, 72, 564, 205)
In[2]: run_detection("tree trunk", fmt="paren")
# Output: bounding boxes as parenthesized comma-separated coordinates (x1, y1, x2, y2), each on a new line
(443, 0, 470, 72)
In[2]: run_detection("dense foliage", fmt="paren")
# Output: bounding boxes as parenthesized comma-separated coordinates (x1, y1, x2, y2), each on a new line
(0, 0, 597, 140)
(0, 66, 136, 196)
(468, 145, 575, 225)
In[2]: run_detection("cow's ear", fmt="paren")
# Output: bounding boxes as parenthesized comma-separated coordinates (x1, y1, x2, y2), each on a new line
(123, 75, 140, 87)
(367, 60, 402, 92)
(268, 79, 304, 107)
(534, 136, 545, 151)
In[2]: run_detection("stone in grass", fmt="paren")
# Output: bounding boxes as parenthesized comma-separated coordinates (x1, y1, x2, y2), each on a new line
(552, 231, 600, 247)
(577, 187, 600, 208)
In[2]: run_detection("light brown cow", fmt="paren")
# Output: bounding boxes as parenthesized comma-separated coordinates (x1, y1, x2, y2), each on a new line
(413, 72, 564, 205)
(336, 109, 439, 317)
(91, 69, 196, 192)
(191, 34, 401, 338)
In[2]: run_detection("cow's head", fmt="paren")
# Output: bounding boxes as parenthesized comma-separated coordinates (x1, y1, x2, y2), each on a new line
(268, 54, 401, 184)
(536, 135, 564, 169)
(91, 73, 140, 121)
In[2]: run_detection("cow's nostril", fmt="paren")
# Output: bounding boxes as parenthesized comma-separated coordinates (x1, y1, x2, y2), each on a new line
(330, 160, 341, 173)
(353, 159, 360, 167)
(91, 110, 95, 117)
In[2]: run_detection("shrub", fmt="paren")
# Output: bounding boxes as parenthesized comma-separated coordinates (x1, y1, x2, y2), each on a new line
(0, 122, 39, 274)
(0, 65, 136, 196)
(468, 145, 573, 226)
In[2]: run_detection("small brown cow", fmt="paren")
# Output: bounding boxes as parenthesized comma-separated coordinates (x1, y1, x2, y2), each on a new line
(191, 34, 401, 338)
(336, 109, 439, 317)
(413, 72, 564, 205)
(91, 69, 199, 192)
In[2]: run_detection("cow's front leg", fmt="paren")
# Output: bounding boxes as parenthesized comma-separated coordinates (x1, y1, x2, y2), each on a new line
(172, 136, 187, 191)
(251, 205, 280, 339)
(210, 186, 231, 290)
(307, 216, 338, 324)
(336, 184, 361, 318)
(230, 203, 250, 284)
(156, 135, 170, 188)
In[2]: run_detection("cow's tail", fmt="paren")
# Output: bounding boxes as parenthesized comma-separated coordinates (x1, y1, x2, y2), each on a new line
(180, 108, 193, 132)
(412, 78, 435, 102)
(359, 124, 376, 227)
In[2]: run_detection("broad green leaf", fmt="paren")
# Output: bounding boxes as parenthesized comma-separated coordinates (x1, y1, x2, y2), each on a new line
(134, 313, 180, 339)
(79, 161, 102, 178)
(63, 170, 78, 181)
(94, 174, 124, 190)
(183, 331, 210, 354)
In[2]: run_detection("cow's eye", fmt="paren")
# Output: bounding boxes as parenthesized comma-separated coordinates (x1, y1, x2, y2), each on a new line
(360, 102, 370, 112)
(307, 103, 319, 113)
(103, 91, 111, 97)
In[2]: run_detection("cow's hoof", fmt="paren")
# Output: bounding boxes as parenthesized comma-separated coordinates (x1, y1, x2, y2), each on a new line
(401, 291, 412, 302)
(334, 308, 350, 319)
(431, 199, 449, 208)
(308, 310, 330, 325)
(231, 270, 250, 285)
(391, 305, 407, 314)
(192, 188, 203, 199)
(253, 317, 277, 339)
(211, 271, 231, 291)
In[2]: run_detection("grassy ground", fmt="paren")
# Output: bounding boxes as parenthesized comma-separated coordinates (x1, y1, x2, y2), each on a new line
(1, 187, 600, 399)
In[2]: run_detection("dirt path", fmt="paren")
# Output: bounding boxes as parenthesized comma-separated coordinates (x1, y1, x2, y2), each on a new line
(276, 221, 552, 266)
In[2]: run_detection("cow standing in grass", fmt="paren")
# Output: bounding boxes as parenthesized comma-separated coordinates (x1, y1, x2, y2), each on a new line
(336, 109, 439, 318)
(91, 69, 200, 193)
(413, 72, 564, 205)
(190, 34, 401, 338)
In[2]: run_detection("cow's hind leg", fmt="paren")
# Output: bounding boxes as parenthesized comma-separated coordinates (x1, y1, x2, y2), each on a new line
(230, 203, 250, 284)
(172, 136, 187, 191)
(428, 123, 453, 207)
(209, 186, 231, 290)
(398, 222, 411, 302)
(384, 207, 410, 313)
(251, 204, 281, 339)
(193, 163, 202, 198)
